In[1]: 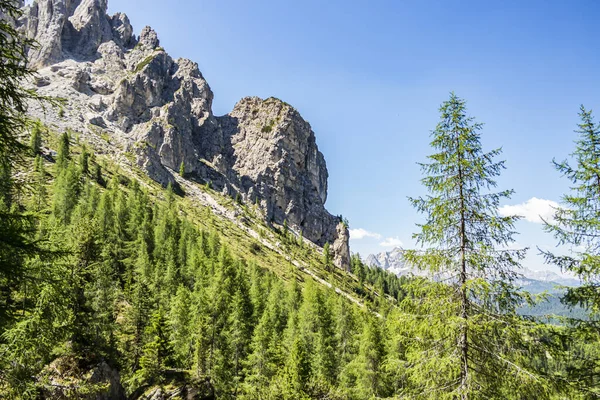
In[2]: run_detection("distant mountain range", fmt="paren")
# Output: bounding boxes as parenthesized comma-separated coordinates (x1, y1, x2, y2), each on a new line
(366, 247, 585, 318)
(366, 247, 581, 290)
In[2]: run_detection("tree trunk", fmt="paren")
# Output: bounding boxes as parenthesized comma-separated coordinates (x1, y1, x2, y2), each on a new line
(457, 133, 469, 399)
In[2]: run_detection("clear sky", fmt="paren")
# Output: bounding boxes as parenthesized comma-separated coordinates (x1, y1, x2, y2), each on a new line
(108, 0, 600, 272)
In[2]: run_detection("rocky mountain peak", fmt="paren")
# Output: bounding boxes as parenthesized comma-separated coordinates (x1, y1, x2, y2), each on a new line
(17, 0, 350, 269)
(138, 25, 159, 49)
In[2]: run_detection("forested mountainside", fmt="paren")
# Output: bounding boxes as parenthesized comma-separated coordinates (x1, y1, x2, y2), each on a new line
(16, 0, 350, 269)
(1, 0, 599, 399)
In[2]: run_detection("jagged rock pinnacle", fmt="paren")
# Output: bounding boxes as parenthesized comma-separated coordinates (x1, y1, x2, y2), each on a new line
(18, 0, 350, 269)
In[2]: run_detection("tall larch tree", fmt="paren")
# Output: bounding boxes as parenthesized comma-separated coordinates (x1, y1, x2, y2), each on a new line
(542, 105, 600, 396)
(402, 93, 549, 399)
(0, 0, 43, 331)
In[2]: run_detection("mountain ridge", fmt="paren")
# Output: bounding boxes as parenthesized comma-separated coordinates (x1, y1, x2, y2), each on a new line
(366, 246, 581, 288)
(16, 0, 350, 269)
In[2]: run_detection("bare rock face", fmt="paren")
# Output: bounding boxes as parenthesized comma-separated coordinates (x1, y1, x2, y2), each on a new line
(219, 97, 336, 246)
(65, 0, 112, 57)
(20, 0, 71, 67)
(39, 357, 126, 400)
(18, 0, 350, 269)
(332, 222, 351, 271)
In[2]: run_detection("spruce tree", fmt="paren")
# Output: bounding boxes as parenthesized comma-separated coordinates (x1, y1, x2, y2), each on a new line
(169, 285, 193, 367)
(541, 106, 600, 395)
(323, 242, 332, 272)
(543, 106, 600, 316)
(31, 155, 47, 212)
(402, 93, 546, 398)
(348, 315, 385, 398)
(138, 309, 173, 384)
(30, 123, 42, 155)
(79, 145, 90, 175)
(56, 131, 70, 171)
(0, 0, 44, 332)
(52, 162, 81, 225)
(229, 262, 254, 394)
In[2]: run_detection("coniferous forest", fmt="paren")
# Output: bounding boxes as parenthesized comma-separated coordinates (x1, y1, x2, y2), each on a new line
(1, 1, 600, 399)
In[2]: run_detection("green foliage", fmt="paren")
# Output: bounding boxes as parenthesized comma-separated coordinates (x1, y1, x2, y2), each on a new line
(323, 242, 332, 272)
(0, 0, 38, 167)
(543, 106, 600, 316)
(261, 119, 275, 133)
(30, 123, 42, 155)
(541, 105, 600, 395)
(134, 54, 156, 73)
(56, 131, 70, 172)
(0, 0, 50, 340)
(79, 145, 90, 175)
(402, 93, 552, 398)
(179, 161, 186, 177)
(137, 310, 174, 384)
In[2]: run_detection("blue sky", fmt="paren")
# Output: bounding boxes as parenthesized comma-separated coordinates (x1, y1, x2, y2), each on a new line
(108, 0, 600, 272)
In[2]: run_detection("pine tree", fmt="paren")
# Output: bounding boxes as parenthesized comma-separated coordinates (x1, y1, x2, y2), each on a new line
(351, 254, 366, 286)
(296, 280, 337, 395)
(347, 315, 385, 398)
(0, 158, 12, 209)
(79, 145, 90, 175)
(335, 294, 357, 370)
(402, 93, 547, 398)
(543, 106, 600, 316)
(118, 270, 152, 376)
(541, 106, 600, 395)
(284, 336, 310, 396)
(323, 242, 332, 272)
(137, 309, 174, 384)
(52, 162, 81, 225)
(0, 0, 45, 335)
(169, 285, 193, 368)
(56, 131, 70, 171)
(30, 123, 42, 155)
(31, 155, 47, 212)
(93, 161, 103, 184)
(228, 262, 254, 394)
(65, 211, 100, 356)
(246, 279, 287, 394)
(192, 245, 236, 394)
(179, 161, 185, 177)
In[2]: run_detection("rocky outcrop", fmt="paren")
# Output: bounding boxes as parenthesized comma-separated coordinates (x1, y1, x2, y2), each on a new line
(219, 97, 339, 249)
(38, 357, 126, 400)
(332, 222, 351, 270)
(18, 0, 350, 268)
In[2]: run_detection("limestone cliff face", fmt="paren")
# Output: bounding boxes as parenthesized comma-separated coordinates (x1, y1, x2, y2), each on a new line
(16, 0, 350, 269)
